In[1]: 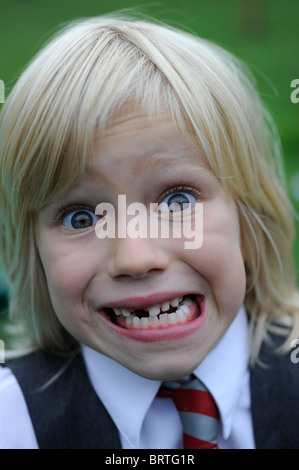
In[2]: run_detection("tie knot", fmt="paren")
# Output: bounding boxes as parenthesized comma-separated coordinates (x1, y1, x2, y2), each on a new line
(158, 376, 220, 449)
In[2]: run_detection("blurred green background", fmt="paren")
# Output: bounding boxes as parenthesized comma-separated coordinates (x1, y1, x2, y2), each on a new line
(0, 0, 298, 344)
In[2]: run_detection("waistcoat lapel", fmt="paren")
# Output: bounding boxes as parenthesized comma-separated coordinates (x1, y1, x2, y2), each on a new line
(8, 350, 121, 449)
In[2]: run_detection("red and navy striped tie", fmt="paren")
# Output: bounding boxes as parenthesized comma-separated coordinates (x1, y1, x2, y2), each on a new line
(158, 376, 220, 449)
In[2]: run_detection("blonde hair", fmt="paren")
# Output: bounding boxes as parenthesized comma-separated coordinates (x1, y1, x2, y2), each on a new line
(0, 14, 298, 361)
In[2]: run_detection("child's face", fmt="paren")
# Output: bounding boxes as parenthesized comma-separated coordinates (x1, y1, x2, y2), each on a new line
(35, 107, 246, 380)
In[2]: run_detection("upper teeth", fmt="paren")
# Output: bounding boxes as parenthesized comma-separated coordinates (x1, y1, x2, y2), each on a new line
(111, 296, 184, 317)
(148, 306, 161, 317)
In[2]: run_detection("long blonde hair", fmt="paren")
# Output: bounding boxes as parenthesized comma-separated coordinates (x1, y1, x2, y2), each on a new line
(0, 14, 298, 361)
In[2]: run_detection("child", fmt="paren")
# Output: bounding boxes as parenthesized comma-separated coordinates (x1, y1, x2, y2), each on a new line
(0, 14, 299, 449)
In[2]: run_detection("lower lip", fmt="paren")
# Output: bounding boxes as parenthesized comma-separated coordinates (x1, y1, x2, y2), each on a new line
(97, 296, 206, 343)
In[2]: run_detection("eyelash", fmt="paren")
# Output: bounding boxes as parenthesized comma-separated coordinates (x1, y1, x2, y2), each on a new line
(158, 185, 201, 203)
(54, 185, 201, 230)
(55, 203, 95, 225)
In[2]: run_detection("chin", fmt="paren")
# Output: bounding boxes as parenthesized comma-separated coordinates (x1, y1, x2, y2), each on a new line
(123, 354, 204, 381)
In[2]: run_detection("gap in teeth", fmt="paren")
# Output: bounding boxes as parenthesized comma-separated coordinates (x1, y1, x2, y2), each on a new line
(112, 296, 193, 320)
(125, 297, 195, 328)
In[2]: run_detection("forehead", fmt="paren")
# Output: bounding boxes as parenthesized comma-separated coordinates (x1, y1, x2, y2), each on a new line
(45, 105, 234, 217)
(85, 107, 210, 180)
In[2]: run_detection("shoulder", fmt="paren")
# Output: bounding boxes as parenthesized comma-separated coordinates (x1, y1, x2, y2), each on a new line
(250, 334, 299, 448)
(0, 363, 18, 401)
(0, 361, 38, 448)
(4, 349, 121, 449)
(7, 349, 80, 388)
(0, 349, 84, 449)
(0, 361, 25, 410)
(250, 333, 299, 390)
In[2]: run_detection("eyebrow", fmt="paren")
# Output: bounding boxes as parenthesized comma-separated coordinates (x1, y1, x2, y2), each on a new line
(152, 151, 210, 172)
(51, 148, 212, 211)
(84, 150, 210, 183)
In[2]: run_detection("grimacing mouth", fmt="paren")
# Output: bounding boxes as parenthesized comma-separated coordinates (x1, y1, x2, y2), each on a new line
(102, 294, 204, 330)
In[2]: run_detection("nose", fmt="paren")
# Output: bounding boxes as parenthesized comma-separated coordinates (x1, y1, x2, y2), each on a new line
(107, 236, 170, 280)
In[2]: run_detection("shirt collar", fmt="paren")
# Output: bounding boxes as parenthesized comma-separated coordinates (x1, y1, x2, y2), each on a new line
(82, 345, 161, 448)
(82, 306, 250, 447)
(193, 305, 251, 439)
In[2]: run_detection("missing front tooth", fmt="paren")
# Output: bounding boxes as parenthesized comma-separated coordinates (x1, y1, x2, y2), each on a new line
(134, 309, 150, 318)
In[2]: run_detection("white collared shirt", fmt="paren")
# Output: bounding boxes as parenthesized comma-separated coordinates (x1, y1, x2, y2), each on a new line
(0, 306, 255, 449)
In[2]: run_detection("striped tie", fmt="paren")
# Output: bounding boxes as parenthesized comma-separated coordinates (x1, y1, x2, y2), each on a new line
(158, 376, 220, 449)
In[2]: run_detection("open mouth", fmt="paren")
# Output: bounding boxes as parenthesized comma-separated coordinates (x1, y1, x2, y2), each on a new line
(103, 294, 203, 330)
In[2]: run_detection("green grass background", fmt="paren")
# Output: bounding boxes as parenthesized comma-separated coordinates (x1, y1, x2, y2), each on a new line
(0, 0, 298, 343)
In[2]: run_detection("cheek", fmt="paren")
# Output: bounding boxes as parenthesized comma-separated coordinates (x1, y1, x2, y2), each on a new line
(188, 238, 246, 292)
(182, 206, 247, 312)
(38, 241, 95, 311)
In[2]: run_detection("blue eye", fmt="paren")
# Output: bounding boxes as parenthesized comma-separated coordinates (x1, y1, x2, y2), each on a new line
(159, 191, 197, 213)
(62, 209, 99, 229)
